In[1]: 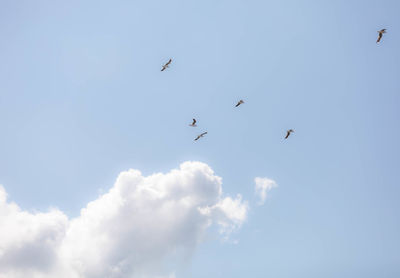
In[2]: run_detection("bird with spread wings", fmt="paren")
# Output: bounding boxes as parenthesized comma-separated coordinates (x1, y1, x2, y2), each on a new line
(189, 119, 197, 127)
(195, 132, 207, 141)
(284, 129, 294, 139)
(377, 29, 386, 43)
(161, 59, 172, 71)
(235, 100, 244, 107)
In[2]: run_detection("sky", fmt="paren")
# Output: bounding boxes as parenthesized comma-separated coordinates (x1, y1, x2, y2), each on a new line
(0, 0, 399, 277)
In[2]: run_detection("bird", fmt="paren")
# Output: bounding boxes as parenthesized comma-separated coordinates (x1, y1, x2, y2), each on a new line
(195, 132, 207, 141)
(376, 29, 386, 43)
(284, 129, 294, 139)
(189, 118, 197, 127)
(235, 100, 244, 107)
(161, 59, 172, 71)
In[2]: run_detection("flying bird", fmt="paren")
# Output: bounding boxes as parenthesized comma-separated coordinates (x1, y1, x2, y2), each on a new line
(189, 118, 197, 127)
(195, 132, 207, 141)
(161, 59, 172, 71)
(235, 100, 244, 107)
(376, 29, 386, 43)
(284, 129, 294, 139)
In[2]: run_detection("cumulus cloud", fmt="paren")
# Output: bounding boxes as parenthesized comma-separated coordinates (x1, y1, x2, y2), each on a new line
(0, 186, 68, 277)
(0, 162, 248, 278)
(254, 177, 277, 205)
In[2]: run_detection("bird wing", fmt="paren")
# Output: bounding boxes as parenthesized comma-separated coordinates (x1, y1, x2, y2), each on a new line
(201, 132, 207, 136)
(193, 119, 196, 125)
(285, 131, 290, 139)
(194, 136, 200, 141)
(235, 102, 240, 107)
(377, 32, 382, 43)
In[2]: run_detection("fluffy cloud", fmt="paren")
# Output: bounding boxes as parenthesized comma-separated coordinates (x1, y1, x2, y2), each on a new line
(254, 177, 277, 205)
(0, 162, 248, 278)
(0, 186, 68, 278)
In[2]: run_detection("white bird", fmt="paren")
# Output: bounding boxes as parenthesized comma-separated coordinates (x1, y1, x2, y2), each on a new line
(161, 59, 172, 71)
(235, 100, 244, 107)
(195, 132, 207, 141)
(284, 129, 294, 139)
(189, 118, 197, 127)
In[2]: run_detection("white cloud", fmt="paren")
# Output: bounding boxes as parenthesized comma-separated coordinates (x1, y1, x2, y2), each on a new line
(0, 162, 248, 278)
(254, 177, 277, 205)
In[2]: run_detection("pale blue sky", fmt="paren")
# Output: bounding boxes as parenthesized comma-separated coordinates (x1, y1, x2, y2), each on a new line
(0, 0, 399, 277)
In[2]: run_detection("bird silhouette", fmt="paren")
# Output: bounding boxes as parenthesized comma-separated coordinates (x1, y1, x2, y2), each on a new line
(161, 59, 172, 71)
(235, 100, 244, 107)
(189, 119, 197, 127)
(284, 129, 294, 139)
(377, 29, 386, 43)
(195, 132, 207, 141)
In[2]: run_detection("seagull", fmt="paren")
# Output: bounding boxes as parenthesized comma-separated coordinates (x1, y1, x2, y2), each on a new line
(377, 29, 386, 43)
(235, 100, 244, 107)
(284, 129, 294, 139)
(161, 59, 172, 71)
(189, 118, 197, 127)
(195, 132, 207, 141)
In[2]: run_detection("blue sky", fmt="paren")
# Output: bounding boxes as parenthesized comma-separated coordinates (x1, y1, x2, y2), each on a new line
(0, 0, 399, 277)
